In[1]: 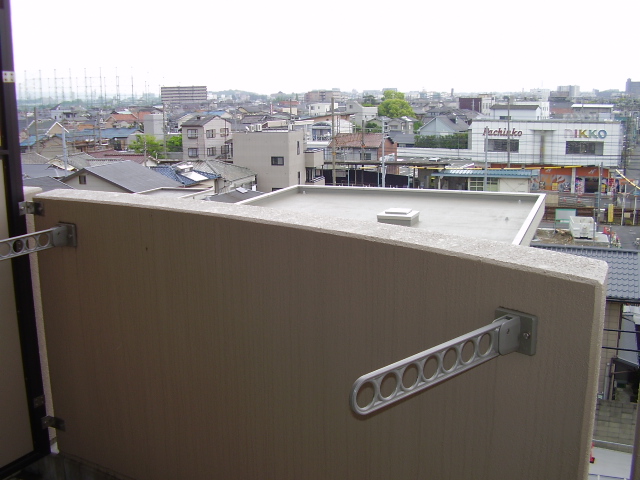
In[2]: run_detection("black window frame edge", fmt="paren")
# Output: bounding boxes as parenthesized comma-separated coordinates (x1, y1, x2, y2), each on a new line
(0, 1, 51, 477)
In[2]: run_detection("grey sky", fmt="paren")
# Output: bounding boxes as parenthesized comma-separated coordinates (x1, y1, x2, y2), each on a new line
(9, 0, 637, 98)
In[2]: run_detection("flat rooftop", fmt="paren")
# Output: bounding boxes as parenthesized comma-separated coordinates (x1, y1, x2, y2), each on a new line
(239, 186, 545, 245)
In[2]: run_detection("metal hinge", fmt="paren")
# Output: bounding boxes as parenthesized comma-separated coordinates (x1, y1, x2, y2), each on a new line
(18, 201, 44, 216)
(0, 223, 77, 261)
(41, 416, 65, 431)
(350, 308, 538, 416)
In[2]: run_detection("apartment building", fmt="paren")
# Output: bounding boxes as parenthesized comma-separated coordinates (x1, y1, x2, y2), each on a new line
(181, 115, 232, 162)
(160, 85, 207, 104)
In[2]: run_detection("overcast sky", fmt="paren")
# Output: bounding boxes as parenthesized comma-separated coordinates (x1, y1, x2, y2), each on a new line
(9, 0, 637, 99)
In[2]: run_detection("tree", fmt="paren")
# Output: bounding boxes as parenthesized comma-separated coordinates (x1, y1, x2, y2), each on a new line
(378, 90, 415, 119)
(166, 135, 183, 152)
(383, 90, 405, 100)
(362, 94, 377, 106)
(129, 134, 164, 158)
(414, 133, 468, 149)
(365, 121, 381, 133)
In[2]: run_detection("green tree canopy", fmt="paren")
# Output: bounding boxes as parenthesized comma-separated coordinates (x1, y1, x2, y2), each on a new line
(166, 135, 183, 152)
(365, 121, 381, 133)
(378, 91, 415, 118)
(129, 134, 164, 158)
(383, 90, 405, 100)
(414, 133, 468, 149)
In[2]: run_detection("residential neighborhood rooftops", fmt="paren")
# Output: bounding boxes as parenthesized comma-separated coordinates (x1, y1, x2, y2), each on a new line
(181, 115, 228, 127)
(151, 165, 220, 186)
(329, 133, 392, 149)
(491, 104, 541, 110)
(63, 160, 182, 193)
(23, 176, 74, 192)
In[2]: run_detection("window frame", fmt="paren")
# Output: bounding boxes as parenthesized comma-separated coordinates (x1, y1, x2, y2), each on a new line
(565, 141, 603, 155)
(206, 129, 216, 138)
(486, 139, 519, 153)
(188, 148, 199, 158)
(271, 156, 285, 166)
(187, 129, 198, 139)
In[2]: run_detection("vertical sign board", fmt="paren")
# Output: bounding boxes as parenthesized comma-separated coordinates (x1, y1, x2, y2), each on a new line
(0, 0, 50, 477)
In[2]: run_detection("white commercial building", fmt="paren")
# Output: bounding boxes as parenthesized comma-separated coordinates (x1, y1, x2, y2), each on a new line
(469, 119, 624, 168)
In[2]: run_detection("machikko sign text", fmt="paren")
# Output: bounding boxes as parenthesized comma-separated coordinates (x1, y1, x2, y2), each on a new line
(483, 127, 523, 137)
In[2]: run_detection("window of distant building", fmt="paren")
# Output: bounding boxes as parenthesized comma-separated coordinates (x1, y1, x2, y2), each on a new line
(220, 145, 230, 155)
(362, 153, 372, 161)
(271, 156, 284, 166)
(187, 129, 198, 139)
(207, 147, 217, 157)
(188, 148, 198, 158)
(79, 174, 87, 185)
(206, 129, 216, 138)
(297, 141, 300, 155)
(565, 141, 603, 155)
(220, 128, 229, 137)
(487, 139, 519, 153)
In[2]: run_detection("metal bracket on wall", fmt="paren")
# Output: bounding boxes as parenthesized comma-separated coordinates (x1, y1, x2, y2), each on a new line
(350, 308, 538, 416)
(0, 223, 76, 261)
(18, 201, 44, 216)
(41, 416, 65, 431)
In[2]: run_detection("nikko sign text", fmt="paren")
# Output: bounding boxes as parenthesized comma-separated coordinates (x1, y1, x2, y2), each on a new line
(564, 129, 607, 139)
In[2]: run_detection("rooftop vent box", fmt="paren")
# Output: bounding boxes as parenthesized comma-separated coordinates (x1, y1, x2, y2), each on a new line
(377, 208, 419, 227)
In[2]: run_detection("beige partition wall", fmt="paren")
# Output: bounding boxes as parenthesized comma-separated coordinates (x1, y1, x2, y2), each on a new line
(0, 169, 34, 468)
(35, 190, 606, 480)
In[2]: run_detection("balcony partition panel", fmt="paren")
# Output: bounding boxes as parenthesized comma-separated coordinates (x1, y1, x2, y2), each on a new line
(34, 190, 606, 480)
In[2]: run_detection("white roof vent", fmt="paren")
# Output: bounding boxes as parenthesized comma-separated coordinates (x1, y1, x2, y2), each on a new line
(377, 208, 420, 227)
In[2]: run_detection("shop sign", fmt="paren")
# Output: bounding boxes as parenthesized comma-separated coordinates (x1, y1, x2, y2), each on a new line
(483, 127, 523, 137)
(564, 129, 607, 139)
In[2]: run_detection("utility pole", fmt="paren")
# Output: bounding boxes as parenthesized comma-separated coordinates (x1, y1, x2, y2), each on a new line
(506, 95, 511, 168)
(381, 120, 386, 188)
(33, 106, 38, 154)
(331, 98, 336, 186)
(484, 129, 488, 191)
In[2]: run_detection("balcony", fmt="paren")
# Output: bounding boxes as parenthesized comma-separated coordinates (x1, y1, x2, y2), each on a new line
(2, 188, 609, 479)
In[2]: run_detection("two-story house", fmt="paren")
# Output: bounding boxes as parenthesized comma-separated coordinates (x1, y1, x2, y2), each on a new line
(181, 115, 232, 162)
(233, 129, 309, 192)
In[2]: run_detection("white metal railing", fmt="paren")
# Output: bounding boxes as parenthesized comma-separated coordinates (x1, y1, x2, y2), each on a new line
(0, 223, 76, 261)
(350, 309, 537, 415)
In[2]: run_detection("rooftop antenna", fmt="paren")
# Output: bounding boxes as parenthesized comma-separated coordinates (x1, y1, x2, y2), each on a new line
(115, 68, 120, 104)
(22, 70, 28, 104)
(99, 67, 103, 106)
(38, 70, 43, 107)
(69, 69, 73, 101)
(84, 68, 89, 105)
(53, 69, 58, 104)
